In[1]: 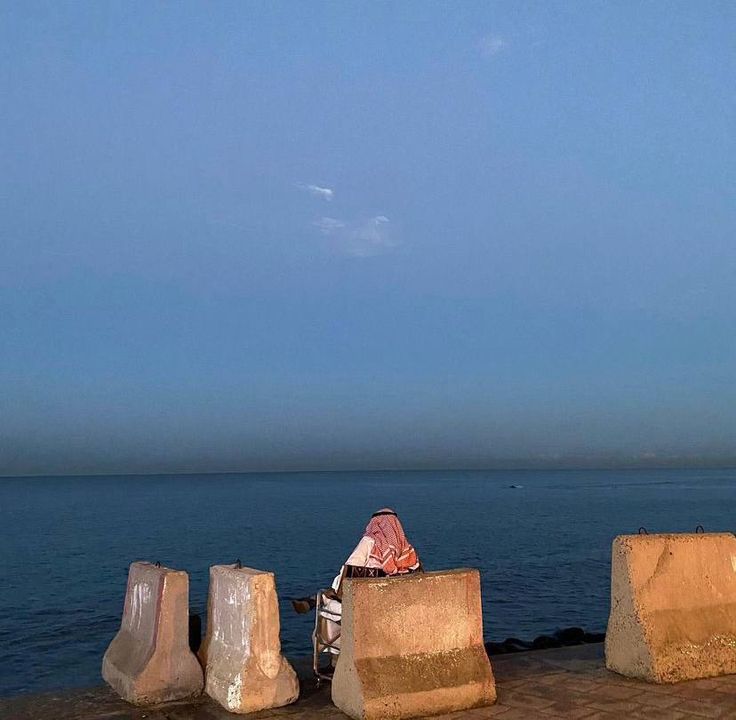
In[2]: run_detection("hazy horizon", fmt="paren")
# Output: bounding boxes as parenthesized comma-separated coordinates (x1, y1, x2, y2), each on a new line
(3, 454, 736, 480)
(2, 2, 735, 477)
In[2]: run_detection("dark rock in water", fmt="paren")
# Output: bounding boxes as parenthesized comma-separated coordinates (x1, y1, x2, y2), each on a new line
(555, 627, 585, 645)
(532, 634, 562, 650)
(503, 637, 532, 652)
(484, 637, 533, 656)
(189, 612, 202, 653)
(485, 627, 604, 656)
(583, 631, 606, 644)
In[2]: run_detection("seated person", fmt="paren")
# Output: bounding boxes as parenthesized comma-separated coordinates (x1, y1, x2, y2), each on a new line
(331, 507, 422, 591)
(318, 508, 422, 655)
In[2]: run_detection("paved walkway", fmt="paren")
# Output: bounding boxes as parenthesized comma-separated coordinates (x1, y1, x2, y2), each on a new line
(4, 644, 736, 719)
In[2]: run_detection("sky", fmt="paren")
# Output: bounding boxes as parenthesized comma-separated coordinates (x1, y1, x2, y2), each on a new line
(1, 1, 735, 475)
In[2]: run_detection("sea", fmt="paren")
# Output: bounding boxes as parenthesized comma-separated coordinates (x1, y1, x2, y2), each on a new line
(1, 468, 735, 697)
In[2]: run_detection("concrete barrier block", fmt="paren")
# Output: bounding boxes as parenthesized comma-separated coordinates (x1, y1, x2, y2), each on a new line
(203, 564, 299, 713)
(102, 561, 204, 705)
(332, 568, 496, 720)
(606, 532, 736, 683)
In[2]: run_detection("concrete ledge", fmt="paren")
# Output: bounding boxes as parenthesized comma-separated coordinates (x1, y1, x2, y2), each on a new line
(606, 532, 736, 683)
(203, 564, 299, 713)
(101, 561, 203, 705)
(332, 568, 496, 719)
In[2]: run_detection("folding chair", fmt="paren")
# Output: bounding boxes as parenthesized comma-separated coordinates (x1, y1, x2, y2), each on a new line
(312, 591, 341, 682)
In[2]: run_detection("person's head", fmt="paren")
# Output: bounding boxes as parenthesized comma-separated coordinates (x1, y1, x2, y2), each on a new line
(366, 508, 403, 536)
(365, 508, 408, 541)
(364, 506, 418, 574)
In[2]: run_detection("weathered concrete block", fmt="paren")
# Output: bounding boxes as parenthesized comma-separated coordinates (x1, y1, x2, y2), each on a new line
(606, 532, 736, 683)
(102, 562, 204, 705)
(332, 569, 496, 720)
(203, 564, 299, 713)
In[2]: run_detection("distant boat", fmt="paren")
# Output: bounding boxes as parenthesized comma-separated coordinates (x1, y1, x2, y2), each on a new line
(509, 484, 524, 489)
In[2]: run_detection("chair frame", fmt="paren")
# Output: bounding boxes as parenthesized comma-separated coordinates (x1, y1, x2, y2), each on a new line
(312, 591, 341, 682)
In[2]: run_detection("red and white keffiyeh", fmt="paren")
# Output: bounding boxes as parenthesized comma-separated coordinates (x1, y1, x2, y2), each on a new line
(364, 508, 419, 575)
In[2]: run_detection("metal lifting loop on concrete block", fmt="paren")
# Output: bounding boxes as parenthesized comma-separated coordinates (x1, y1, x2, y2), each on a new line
(696, 525, 705, 533)
(155, 561, 161, 568)
(638, 527, 648, 535)
(235, 558, 242, 569)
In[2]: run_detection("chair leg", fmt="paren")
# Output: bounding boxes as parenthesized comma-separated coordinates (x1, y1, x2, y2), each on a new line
(313, 591, 342, 681)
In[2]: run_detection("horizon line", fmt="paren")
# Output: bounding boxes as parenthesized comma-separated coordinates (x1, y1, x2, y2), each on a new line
(3, 460, 736, 480)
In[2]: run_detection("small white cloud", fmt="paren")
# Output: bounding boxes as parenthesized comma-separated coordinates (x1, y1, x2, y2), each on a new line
(347, 216, 395, 258)
(298, 182, 334, 201)
(315, 214, 397, 258)
(479, 34, 507, 58)
(314, 216, 346, 233)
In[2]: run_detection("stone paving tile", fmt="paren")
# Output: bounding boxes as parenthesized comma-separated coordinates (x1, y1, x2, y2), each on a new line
(637, 690, 689, 709)
(536, 701, 599, 718)
(7, 645, 736, 720)
(436, 707, 512, 719)
(483, 705, 514, 717)
(499, 691, 557, 711)
(555, 678, 603, 694)
(671, 699, 732, 719)
(587, 698, 643, 715)
(166, 706, 237, 720)
(628, 707, 692, 720)
(494, 679, 529, 691)
(588, 682, 646, 701)
(687, 679, 726, 691)
(711, 676, 736, 690)
(507, 683, 572, 702)
(527, 671, 573, 685)
(489, 709, 544, 720)
(543, 690, 596, 706)
(689, 686, 736, 703)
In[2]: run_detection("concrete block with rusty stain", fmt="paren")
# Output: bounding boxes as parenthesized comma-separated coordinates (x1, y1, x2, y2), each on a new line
(331, 569, 496, 720)
(606, 532, 736, 683)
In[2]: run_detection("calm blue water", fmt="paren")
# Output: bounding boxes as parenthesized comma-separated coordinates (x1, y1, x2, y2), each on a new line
(1, 468, 735, 697)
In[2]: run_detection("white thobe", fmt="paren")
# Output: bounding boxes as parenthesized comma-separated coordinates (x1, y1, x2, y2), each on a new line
(321, 536, 381, 653)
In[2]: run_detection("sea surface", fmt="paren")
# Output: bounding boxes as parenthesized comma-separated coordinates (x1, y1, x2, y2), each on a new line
(1, 468, 735, 697)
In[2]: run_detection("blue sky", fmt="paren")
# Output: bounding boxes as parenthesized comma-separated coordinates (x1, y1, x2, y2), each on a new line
(1, 1, 735, 474)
